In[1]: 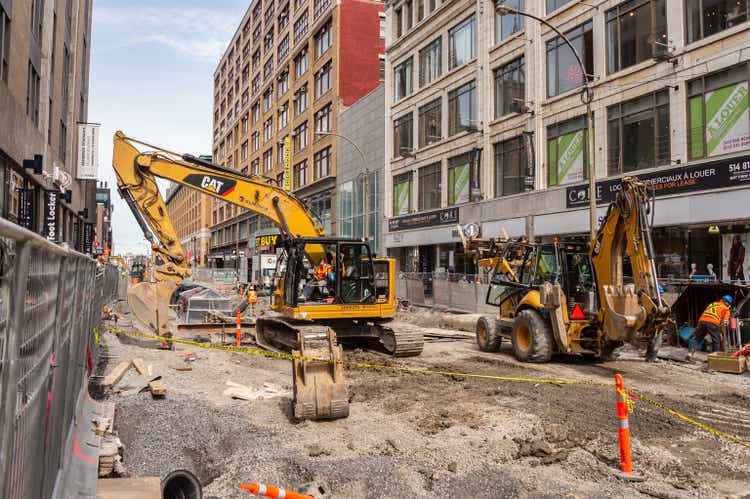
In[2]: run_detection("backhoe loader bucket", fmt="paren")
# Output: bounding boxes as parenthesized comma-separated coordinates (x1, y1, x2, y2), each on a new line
(292, 328, 349, 420)
(127, 280, 175, 336)
(601, 284, 646, 342)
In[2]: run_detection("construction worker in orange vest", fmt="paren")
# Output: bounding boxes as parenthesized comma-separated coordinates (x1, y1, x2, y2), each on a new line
(247, 284, 258, 314)
(688, 295, 733, 359)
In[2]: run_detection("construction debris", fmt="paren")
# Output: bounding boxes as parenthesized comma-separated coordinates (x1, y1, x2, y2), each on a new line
(131, 358, 149, 375)
(148, 380, 167, 397)
(101, 361, 132, 388)
(222, 380, 285, 401)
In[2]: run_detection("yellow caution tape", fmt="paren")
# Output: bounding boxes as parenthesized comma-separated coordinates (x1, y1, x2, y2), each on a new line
(616, 387, 635, 414)
(93, 326, 100, 345)
(104, 326, 750, 451)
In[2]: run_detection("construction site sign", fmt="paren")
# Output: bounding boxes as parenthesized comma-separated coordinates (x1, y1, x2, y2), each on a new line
(551, 129, 586, 185)
(76, 123, 100, 180)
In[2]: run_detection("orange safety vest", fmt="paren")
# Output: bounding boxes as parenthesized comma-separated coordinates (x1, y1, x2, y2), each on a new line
(314, 263, 332, 280)
(247, 290, 258, 304)
(699, 301, 730, 326)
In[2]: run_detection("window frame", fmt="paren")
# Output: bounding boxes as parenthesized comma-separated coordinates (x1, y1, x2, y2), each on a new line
(495, 0, 525, 44)
(685, 0, 749, 44)
(419, 38, 441, 87)
(448, 80, 476, 136)
(448, 15, 476, 70)
(394, 57, 413, 101)
(418, 162, 442, 212)
(418, 98, 442, 148)
(605, 0, 667, 75)
(546, 20, 593, 98)
(494, 136, 529, 197)
(494, 56, 525, 119)
(393, 112, 414, 158)
(547, 115, 592, 186)
(392, 171, 413, 215)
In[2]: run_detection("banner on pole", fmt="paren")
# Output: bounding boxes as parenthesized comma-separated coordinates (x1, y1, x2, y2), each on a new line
(77, 123, 100, 180)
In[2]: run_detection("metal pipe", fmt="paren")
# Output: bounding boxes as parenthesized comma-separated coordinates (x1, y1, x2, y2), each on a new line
(0, 241, 31, 496)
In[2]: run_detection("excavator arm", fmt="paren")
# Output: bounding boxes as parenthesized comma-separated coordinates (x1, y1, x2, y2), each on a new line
(113, 131, 325, 333)
(590, 177, 671, 347)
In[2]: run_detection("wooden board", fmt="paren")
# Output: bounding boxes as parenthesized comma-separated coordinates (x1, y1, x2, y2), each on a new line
(132, 358, 149, 375)
(101, 361, 131, 387)
(148, 380, 167, 397)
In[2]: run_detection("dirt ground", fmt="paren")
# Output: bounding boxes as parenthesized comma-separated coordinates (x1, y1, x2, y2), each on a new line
(99, 304, 750, 499)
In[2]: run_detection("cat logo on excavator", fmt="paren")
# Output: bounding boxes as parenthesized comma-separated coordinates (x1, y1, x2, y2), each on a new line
(183, 173, 236, 196)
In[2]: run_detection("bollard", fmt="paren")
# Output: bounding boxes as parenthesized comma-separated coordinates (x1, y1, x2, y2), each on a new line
(236, 309, 242, 347)
(240, 482, 313, 499)
(614, 373, 632, 473)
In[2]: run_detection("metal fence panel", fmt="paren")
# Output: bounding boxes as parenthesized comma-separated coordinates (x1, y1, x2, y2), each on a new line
(0, 219, 118, 499)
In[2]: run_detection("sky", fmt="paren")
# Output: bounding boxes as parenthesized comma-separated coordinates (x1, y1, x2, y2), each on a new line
(89, 0, 249, 254)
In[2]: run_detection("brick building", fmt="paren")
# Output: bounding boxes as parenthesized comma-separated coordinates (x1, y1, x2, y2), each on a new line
(210, 0, 385, 272)
(0, 0, 95, 246)
(165, 178, 213, 267)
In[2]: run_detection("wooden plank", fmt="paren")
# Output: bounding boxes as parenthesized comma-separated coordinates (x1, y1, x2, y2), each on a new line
(101, 361, 131, 387)
(132, 358, 149, 375)
(148, 380, 167, 397)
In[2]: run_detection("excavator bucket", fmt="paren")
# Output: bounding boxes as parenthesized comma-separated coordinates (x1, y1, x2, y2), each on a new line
(127, 280, 176, 337)
(292, 328, 349, 420)
(601, 284, 646, 342)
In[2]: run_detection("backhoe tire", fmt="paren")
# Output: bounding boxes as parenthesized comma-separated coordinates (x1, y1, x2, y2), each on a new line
(511, 309, 553, 363)
(476, 316, 502, 352)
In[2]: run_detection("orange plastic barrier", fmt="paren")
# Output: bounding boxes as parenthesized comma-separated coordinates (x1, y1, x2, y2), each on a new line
(236, 309, 242, 347)
(614, 373, 632, 473)
(240, 482, 313, 499)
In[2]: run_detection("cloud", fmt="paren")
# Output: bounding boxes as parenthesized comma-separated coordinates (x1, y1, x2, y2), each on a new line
(93, 3, 245, 63)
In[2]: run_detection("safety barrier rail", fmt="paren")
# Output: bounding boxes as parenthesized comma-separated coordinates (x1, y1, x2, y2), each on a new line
(397, 272, 495, 314)
(0, 218, 118, 498)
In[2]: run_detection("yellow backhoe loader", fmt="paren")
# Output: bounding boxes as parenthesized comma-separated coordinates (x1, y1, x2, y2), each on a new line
(112, 131, 422, 419)
(473, 177, 671, 362)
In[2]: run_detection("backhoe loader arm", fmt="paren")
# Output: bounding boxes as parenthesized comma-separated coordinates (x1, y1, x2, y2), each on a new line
(590, 177, 670, 344)
(113, 131, 326, 282)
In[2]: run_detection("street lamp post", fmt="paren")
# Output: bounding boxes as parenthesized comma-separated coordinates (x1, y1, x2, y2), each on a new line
(314, 131, 371, 242)
(496, 3, 597, 239)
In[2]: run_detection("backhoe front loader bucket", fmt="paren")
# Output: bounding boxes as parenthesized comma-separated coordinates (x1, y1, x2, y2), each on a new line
(601, 284, 646, 342)
(127, 280, 175, 336)
(292, 328, 349, 420)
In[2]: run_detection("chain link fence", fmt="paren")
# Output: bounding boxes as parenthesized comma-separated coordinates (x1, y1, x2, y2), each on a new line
(0, 218, 118, 499)
(397, 272, 496, 315)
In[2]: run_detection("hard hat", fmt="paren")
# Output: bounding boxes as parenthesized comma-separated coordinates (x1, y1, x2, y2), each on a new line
(722, 294, 733, 304)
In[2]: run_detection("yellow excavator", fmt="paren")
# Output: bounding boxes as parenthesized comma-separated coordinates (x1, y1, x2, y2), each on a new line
(113, 131, 423, 419)
(473, 177, 671, 362)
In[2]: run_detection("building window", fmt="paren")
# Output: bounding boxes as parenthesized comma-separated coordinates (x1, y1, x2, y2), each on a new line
(417, 0, 425, 21)
(252, 158, 260, 174)
(418, 163, 441, 211)
(278, 101, 289, 129)
(418, 98, 441, 147)
(278, 138, 288, 165)
(27, 62, 41, 126)
(394, 57, 413, 101)
(294, 159, 308, 187)
(309, 193, 332, 234)
(495, 0, 524, 43)
(294, 84, 308, 115)
(314, 60, 332, 98)
(314, 146, 331, 179)
(1, 6, 10, 83)
(608, 90, 670, 175)
(263, 149, 273, 171)
(547, 20, 593, 97)
(547, 0, 573, 12)
(688, 63, 750, 159)
(294, 10, 309, 42)
(278, 71, 289, 97)
(448, 153, 475, 205)
(252, 101, 260, 122)
(278, 34, 290, 61)
(448, 80, 476, 135)
(314, 0, 332, 17)
(263, 87, 273, 111)
(241, 140, 249, 161)
(279, 4, 290, 29)
(314, 103, 332, 134)
(252, 74, 261, 94)
(379, 57, 385, 81)
(263, 57, 274, 81)
(314, 18, 333, 58)
(405, 0, 414, 30)
(449, 16, 475, 69)
(393, 112, 414, 157)
(379, 13, 386, 38)
(253, 131, 260, 151)
(295, 0, 306, 12)
(295, 48, 309, 81)
(494, 136, 529, 197)
(606, 0, 666, 74)
(253, 49, 261, 70)
(395, 8, 403, 38)
(393, 172, 413, 215)
(31, 0, 44, 40)
(686, 0, 748, 43)
(264, 117, 274, 140)
(242, 114, 249, 133)
(419, 38, 441, 87)
(547, 115, 591, 186)
(294, 121, 308, 151)
(59, 120, 67, 159)
(494, 57, 525, 118)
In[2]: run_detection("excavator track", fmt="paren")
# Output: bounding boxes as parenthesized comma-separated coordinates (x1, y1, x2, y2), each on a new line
(376, 325, 424, 357)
